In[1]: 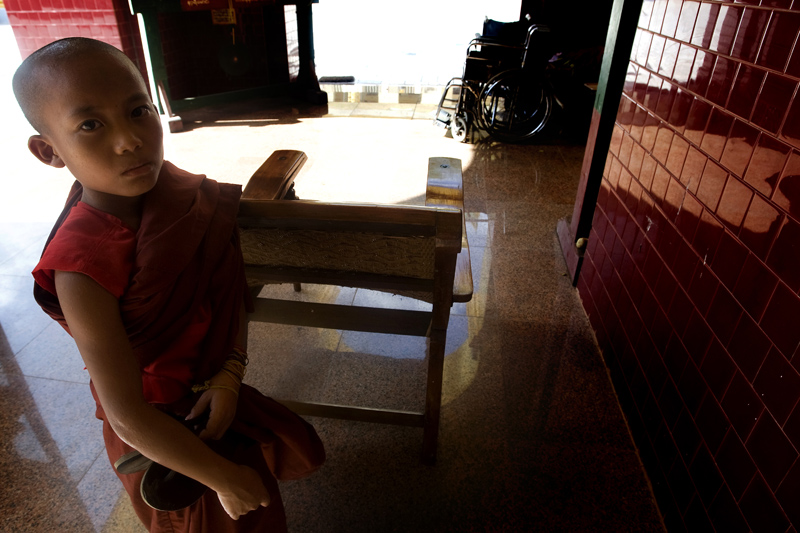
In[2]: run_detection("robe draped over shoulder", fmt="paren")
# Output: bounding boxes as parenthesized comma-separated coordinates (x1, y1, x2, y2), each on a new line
(33, 161, 325, 532)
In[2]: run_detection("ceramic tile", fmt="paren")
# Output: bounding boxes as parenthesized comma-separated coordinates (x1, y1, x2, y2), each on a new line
(733, 253, 779, 322)
(245, 320, 341, 403)
(50, 451, 136, 532)
(706, 285, 743, 346)
(760, 282, 800, 358)
(774, 151, 800, 223)
(692, 3, 721, 49)
(482, 201, 575, 250)
(675, 194, 703, 245)
(711, 230, 749, 289)
(744, 134, 791, 197)
(661, 0, 682, 38)
(739, 194, 782, 260)
(660, 40, 680, 80)
(632, 68, 650, 105)
(731, 7, 771, 63)
(716, 177, 754, 232)
(683, 98, 711, 147)
(695, 394, 731, 455)
(711, 5, 743, 55)
(322, 316, 476, 412)
(653, 126, 675, 167)
(695, 158, 728, 212)
(717, 431, 759, 503)
(675, 1, 700, 43)
(739, 473, 791, 532)
(0, 274, 55, 354)
(728, 65, 766, 121)
(665, 134, 689, 177)
(14, 322, 88, 383)
(0, 222, 50, 268)
(700, 338, 736, 401)
(708, 486, 751, 533)
(728, 312, 772, 382)
(644, 74, 663, 115)
(706, 56, 737, 107)
(757, 11, 800, 71)
(671, 236, 700, 290)
(753, 73, 796, 134)
(700, 108, 734, 160)
(779, 464, 800, 531)
(720, 120, 760, 178)
(780, 97, 800, 151)
(687, 49, 714, 97)
(754, 347, 800, 427)
(668, 88, 693, 134)
(689, 260, 720, 314)
(767, 217, 800, 292)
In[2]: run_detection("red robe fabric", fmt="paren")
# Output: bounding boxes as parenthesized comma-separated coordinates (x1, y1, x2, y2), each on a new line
(33, 162, 325, 532)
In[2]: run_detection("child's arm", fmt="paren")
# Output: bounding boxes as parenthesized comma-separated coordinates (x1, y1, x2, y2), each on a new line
(54, 270, 269, 519)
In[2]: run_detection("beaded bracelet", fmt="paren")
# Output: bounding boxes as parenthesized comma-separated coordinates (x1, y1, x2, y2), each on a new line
(230, 346, 249, 365)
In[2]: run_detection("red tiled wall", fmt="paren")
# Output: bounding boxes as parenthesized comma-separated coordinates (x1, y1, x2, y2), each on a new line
(577, 1, 800, 530)
(5, 0, 148, 80)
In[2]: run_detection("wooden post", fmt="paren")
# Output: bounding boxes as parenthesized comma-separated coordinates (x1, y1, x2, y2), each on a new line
(557, 0, 643, 285)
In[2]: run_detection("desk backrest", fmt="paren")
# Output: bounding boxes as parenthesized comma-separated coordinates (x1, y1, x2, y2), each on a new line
(238, 200, 462, 299)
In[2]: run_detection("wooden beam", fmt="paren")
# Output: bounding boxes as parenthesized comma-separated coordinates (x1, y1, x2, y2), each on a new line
(277, 400, 426, 427)
(250, 298, 432, 336)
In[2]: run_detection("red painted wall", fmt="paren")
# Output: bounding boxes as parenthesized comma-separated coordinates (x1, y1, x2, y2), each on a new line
(5, 0, 147, 77)
(578, 1, 800, 530)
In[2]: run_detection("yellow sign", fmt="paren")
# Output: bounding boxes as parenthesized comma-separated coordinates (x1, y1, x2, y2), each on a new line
(211, 7, 236, 25)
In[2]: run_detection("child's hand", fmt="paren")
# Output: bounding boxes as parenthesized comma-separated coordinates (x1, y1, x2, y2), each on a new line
(186, 371, 239, 440)
(216, 464, 270, 519)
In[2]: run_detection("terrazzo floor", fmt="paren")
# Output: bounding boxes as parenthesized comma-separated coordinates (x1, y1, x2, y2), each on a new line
(0, 32, 664, 533)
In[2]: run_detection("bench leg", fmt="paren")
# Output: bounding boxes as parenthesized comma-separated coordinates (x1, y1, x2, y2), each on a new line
(422, 331, 446, 464)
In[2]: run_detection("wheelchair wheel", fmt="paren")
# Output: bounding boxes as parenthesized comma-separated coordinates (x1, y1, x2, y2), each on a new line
(477, 68, 553, 143)
(451, 114, 469, 143)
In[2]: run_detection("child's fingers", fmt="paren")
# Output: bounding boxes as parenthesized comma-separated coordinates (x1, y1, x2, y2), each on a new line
(200, 407, 233, 440)
(186, 391, 212, 421)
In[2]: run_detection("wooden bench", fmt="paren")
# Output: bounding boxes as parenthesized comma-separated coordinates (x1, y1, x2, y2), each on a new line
(238, 152, 472, 463)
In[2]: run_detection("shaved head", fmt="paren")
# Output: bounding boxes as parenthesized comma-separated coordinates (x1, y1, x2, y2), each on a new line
(12, 38, 145, 134)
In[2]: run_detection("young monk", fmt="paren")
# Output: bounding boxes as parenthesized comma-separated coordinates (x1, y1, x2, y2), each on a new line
(13, 37, 325, 532)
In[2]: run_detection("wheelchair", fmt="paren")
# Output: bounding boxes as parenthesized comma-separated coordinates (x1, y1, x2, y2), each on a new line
(434, 20, 557, 143)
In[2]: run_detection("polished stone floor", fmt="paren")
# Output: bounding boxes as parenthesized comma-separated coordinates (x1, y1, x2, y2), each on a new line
(0, 36, 664, 533)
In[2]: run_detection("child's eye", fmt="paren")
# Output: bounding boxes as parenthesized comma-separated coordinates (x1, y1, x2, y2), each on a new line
(80, 120, 101, 131)
(132, 105, 153, 118)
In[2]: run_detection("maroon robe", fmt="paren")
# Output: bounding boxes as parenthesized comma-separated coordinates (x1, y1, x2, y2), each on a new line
(33, 162, 325, 532)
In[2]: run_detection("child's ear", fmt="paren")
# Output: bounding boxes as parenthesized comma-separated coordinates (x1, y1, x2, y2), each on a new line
(28, 135, 65, 168)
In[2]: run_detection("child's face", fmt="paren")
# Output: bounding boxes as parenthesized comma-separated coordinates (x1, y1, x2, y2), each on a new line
(33, 51, 164, 199)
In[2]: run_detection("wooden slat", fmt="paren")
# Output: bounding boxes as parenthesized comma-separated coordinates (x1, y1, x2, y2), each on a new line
(244, 267, 435, 293)
(276, 400, 425, 427)
(251, 298, 432, 336)
(241, 150, 307, 201)
(426, 157, 473, 303)
(239, 200, 460, 233)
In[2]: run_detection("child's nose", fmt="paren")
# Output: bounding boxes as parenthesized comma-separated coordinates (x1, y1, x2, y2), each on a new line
(113, 126, 142, 154)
